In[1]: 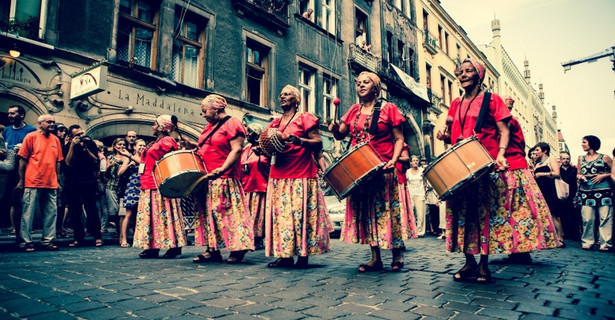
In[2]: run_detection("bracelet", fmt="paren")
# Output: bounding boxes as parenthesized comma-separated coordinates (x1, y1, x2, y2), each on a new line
(499, 146, 506, 150)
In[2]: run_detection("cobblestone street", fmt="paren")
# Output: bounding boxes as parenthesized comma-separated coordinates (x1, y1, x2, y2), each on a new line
(1, 235, 613, 319)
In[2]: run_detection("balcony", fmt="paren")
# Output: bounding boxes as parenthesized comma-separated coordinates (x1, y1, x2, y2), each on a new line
(232, 0, 290, 35)
(348, 44, 379, 73)
(423, 30, 438, 55)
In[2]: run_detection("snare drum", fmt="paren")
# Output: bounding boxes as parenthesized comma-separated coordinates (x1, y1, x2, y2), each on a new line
(323, 142, 385, 200)
(423, 136, 494, 200)
(153, 150, 208, 198)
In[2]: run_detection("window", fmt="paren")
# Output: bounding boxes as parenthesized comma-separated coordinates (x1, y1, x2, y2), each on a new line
(456, 43, 461, 60)
(440, 74, 445, 102)
(298, 65, 316, 114)
(437, 25, 443, 48)
(407, 47, 415, 76)
(447, 80, 453, 104)
(444, 31, 449, 55)
(422, 9, 428, 31)
(425, 64, 432, 89)
(246, 39, 270, 107)
(320, 0, 335, 33)
(386, 31, 393, 63)
(355, 9, 367, 47)
(397, 40, 405, 70)
(300, 0, 315, 23)
(171, 10, 206, 87)
(323, 75, 338, 121)
(117, 0, 159, 69)
(1, 0, 47, 39)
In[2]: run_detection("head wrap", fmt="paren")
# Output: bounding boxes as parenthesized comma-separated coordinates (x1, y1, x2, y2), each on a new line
(462, 58, 485, 83)
(282, 85, 301, 105)
(504, 96, 515, 104)
(203, 94, 227, 110)
(156, 115, 175, 132)
(357, 71, 381, 96)
(246, 123, 264, 136)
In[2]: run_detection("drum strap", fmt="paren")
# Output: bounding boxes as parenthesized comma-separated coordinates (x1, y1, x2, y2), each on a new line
(473, 91, 491, 134)
(198, 116, 232, 149)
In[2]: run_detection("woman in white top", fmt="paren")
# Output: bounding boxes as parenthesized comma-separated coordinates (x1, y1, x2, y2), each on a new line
(406, 155, 426, 237)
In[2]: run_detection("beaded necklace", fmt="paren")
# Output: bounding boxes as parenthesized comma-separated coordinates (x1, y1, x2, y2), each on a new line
(351, 104, 374, 143)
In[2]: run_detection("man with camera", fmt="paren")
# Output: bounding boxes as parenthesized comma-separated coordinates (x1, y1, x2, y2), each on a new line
(63, 125, 103, 247)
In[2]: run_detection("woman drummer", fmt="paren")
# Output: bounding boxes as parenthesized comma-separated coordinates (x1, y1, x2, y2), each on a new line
(436, 58, 557, 283)
(240, 123, 270, 250)
(329, 71, 415, 272)
(133, 115, 186, 259)
(264, 85, 331, 269)
(184, 94, 254, 264)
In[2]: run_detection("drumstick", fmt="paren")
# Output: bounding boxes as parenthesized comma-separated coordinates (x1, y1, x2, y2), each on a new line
(333, 97, 341, 123)
(171, 115, 184, 141)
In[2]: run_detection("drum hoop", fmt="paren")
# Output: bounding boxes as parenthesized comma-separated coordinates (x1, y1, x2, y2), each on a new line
(159, 169, 206, 188)
(424, 136, 479, 173)
(438, 162, 495, 200)
(337, 163, 385, 200)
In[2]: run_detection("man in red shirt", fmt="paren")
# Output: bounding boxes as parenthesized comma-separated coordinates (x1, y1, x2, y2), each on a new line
(17, 114, 64, 252)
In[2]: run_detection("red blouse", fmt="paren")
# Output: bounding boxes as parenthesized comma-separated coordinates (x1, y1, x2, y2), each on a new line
(396, 144, 410, 184)
(140, 136, 178, 190)
(268, 112, 319, 179)
(341, 102, 405, 162)
(505, 116, 528, 170)
(196, 117, 247, 179)
(447, 92, 511, 159)
(240, 145, 270, 193)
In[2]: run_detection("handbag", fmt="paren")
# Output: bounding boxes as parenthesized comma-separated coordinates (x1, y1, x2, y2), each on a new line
(554, 178, 570, 200)
(0, 149, 16, 173)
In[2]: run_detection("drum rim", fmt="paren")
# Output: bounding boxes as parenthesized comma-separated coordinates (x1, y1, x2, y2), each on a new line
(437, 162, 495, 200)
(158, 169, 206, 188)
(322, 141, 379, 177)
(157, 149, 197, 162)
(424, 135, 480, 173)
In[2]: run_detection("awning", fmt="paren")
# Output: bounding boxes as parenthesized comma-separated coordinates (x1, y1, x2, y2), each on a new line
(391, 64, 431, 105)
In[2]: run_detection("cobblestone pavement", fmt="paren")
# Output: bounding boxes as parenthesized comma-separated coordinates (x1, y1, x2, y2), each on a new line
(0, 234, 613, 320)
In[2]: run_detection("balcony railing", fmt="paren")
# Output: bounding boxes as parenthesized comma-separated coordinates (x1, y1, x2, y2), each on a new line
(348, 44, 379, 73)
(231, 0, 290, 34)
(423, 29, 438, 55)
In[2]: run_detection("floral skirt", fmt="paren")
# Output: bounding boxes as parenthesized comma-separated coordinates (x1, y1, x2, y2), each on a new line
(341, 172, 416, 249)
(193, 178, 254, 251)
(446, 169, 558, 255)
(265, 178, 332, 258)
(247, 192, 266, 237)
(132, 189, 186, 250)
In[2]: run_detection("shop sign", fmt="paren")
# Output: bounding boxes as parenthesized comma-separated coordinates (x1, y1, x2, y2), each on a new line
(70, 65, 108, 99)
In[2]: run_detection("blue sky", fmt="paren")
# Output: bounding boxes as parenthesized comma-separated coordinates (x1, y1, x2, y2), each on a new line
(440, 0, 615, 161)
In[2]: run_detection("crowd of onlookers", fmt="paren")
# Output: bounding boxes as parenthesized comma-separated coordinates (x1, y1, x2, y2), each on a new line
(0, 105, 155, 251)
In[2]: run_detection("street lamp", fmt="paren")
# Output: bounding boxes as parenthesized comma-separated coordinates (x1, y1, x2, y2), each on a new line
(9, 43, 20, 58)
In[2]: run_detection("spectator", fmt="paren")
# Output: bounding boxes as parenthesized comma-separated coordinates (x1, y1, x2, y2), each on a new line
(125, 130, 137, 155)
(2, 105, 36, 239)
(117, 139, 145, 247)
(94, 140, 109, 232)
(559, 151, 580, 241)
(64, 125, 103, 247)
(53, 123, 68, 238)
(533, 142, 564, 247)
(577, 135, 613, 251)
(17, 114, 63, 252)
(407, 155, 426, 237)
(105, 138, 127, 233)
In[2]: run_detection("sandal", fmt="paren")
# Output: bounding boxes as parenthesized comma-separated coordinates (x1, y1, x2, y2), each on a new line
(120, 242, 130, 248)
(227, 250, 248, 264)
(391, 261, 405, 271)
(358, 261, 384, 273)
(95, 239, 103, 247)
(475, 268, 493, 284)
(267, 258, 294, 268)
(40, 243, 59, 251)
(162, 247, 182, 259)
(68, 241, 80, 247)
(21, 243, 35, 252)
(295, 256, 309, 269)
(453, 266, 478, 282)
(193, 250, 222, 263)
(139, 249, 160, 259)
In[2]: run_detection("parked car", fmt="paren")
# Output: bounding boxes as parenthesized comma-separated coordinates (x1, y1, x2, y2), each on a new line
(325, 195, 345, 237)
